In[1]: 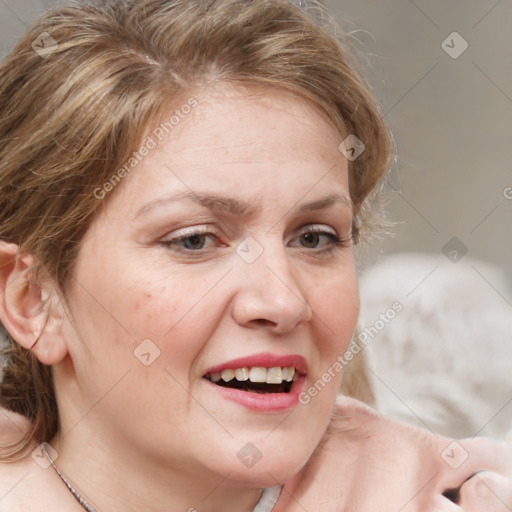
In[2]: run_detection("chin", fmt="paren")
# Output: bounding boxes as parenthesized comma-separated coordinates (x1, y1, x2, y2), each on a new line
(225, 459, 307, 488)
(204, 434, 316, 488)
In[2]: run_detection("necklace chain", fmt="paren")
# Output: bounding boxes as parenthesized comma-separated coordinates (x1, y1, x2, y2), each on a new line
(43, 446, 97, 512)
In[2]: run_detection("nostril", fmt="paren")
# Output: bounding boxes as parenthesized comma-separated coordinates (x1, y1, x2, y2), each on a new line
(442, 487, 460, 503)
(252, 318, 276, 327)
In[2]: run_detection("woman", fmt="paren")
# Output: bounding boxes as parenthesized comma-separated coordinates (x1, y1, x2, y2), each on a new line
(0, 1, 510, 511)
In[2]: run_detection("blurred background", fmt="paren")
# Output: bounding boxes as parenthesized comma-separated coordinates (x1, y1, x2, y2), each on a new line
(324, 0, 512, 274)
(0, 0, 511, 439)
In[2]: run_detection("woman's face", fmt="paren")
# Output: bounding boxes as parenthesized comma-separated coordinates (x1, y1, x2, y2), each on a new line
(56, 87, 359, 487)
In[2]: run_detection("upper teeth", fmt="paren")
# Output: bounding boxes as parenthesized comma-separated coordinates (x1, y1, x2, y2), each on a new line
(209, 367, 296, 385)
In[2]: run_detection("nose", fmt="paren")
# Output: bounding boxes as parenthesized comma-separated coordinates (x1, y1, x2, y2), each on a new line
(230, 241, 313, 334)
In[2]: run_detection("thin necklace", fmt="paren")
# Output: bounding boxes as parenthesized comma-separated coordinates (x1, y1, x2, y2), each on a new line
(42, 445, 282, 512)
(43, 445, 96, 512)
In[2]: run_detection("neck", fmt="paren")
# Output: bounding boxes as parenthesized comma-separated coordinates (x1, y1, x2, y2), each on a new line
(50, 427, 264, 512)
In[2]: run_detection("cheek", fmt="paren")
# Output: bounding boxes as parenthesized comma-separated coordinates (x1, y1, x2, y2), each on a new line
(114, 270, 230, 373)
(310, 271, 360, 352)
(68, 244, 233, 381)
(125, 274, 220, 335)
(300, 274, 359, 403)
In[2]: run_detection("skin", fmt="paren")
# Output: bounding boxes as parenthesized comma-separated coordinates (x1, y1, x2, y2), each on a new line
(0, 87, 359, 511)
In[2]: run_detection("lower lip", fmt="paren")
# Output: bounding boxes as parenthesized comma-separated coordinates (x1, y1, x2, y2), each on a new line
(203, 376, 306, 412)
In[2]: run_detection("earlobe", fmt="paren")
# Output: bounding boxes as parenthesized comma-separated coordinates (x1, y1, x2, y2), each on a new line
(0, 241, 68, 366)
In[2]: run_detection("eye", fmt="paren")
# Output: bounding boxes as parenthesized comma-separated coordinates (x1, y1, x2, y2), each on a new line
(291, 225, 351, 251)
(159, 226, 222, 253)
(179, 234, 210, 250)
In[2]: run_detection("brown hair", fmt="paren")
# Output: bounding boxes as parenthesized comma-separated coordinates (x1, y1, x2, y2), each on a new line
(0, 0, 391, 459)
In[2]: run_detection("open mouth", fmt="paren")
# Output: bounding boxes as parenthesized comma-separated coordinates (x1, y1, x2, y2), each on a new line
(204, 366, 297, 394)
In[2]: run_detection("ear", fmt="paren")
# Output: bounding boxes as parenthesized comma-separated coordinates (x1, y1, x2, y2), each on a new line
(0, 241, 68, 365)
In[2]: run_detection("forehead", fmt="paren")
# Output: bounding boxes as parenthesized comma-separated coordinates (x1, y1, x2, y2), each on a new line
(105, 87, 349, 218)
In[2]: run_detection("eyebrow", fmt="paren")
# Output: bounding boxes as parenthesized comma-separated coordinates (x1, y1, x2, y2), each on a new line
(133, 191, 352, 220)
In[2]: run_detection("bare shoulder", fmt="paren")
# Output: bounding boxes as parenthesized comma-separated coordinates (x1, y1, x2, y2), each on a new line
(0, 411, 78, 511)
(0, 453, 40, 511)
(0, 454, 81, 512)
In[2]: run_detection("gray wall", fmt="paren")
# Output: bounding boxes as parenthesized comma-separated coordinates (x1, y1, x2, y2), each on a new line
(1, 0, 57, 54)
(325, 0, 512, 282)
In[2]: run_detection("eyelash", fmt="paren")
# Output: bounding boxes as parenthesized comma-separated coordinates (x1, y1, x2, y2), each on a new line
(159, 225, 352, 255)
